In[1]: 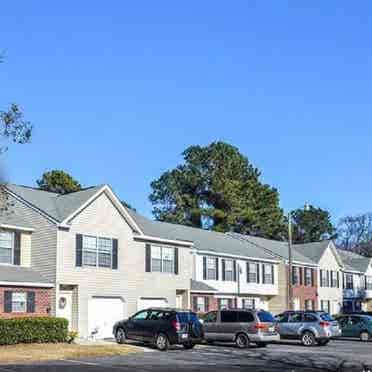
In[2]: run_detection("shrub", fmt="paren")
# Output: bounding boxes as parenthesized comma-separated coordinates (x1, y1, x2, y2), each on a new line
(0, 317, 68, 345)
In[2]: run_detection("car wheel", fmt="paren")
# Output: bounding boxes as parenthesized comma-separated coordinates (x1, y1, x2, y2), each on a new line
(115, 328, 126, 344)
(155, 333, 169, 351)
(235, 333, 250, 349)
(301, 331, 316, 347)
(317, 339, 329, 346)
(360, 331, 370, 342)
(183, 342, 195, 350)
(256, 342, 267, 348)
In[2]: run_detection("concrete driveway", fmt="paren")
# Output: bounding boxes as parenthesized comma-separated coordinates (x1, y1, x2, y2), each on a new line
(0, 339, 371, 372)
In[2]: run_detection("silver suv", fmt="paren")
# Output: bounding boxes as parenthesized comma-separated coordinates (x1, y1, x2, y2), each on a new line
(276, 311, 341, 346)
(203, 309, 280, 348)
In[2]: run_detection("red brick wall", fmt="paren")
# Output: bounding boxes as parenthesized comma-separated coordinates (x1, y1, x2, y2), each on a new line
(191, 293, 218, 313)
(0, 286, 51, 319)
(291, 266, 318, 310)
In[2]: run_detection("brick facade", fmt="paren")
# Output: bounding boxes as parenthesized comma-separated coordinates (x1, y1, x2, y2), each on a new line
(191, 293, 218, 313)
(291, 266, 318, 310)
(0, 286, 51, 319)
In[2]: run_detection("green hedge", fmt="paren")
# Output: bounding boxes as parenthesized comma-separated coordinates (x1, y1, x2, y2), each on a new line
(0, 317, 68, 345)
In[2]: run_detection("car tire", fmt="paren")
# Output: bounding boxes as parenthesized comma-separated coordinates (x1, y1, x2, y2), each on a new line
(155, 333, 169, 351)
(235, 333, 250, 349)
(360, 331, 370, 342)
(115, 328, 126, 344)
(301, 331, 316, 347)
(183, 342, 195, 350)
(256, 342, 267, 348)
(317, 339, 329, 346)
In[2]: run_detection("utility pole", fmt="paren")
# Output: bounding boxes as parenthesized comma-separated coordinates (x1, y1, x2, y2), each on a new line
(288, 211, 293, 310)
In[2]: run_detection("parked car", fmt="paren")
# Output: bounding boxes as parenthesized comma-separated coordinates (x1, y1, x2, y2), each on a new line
(202, 309, 280, 348)
(336, 314, 372, 341)
(275, 311, 341, 346)
(113, 308, 203, 351)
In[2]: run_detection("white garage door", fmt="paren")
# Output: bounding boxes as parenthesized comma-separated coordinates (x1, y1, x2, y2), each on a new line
(88, 297, 126, 339)
(137, 297, 168, 311)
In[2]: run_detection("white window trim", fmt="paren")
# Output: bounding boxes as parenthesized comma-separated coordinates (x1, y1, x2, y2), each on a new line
(0, 231, 14, 266)
(82, 235, 113, 268)
(151, 245, 176, 274)
(12, 292, 27, 313)
(224, 259, 234, 282)
(206, 257, 217, 280)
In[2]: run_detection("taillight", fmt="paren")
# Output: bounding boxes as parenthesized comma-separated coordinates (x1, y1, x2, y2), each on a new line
(319, 321, 330, 328)
(172, 320, 181, 331)
(254, 323, 268, 331)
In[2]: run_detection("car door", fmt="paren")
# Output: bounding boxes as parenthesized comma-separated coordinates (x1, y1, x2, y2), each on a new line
(276, 313, 290, 338)
(337, 316, 350, 337)
(218, 311, 239, 341)
(203, 311, 219, 340)
(126, 310, 149, 340)
(140, 309, 163, 341)
(347, 316, 363, 338)
(286, 313, 304, 338)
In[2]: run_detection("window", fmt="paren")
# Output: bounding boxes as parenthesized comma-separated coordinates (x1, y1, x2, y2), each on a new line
(0, 231, 13, 264)
(257, 311, 275, 323)
(132, 310, 149, 320)
(242, 298, 255, 310)
(221, 310, 238, 323)
(263, 264, 273, 284)
(224, 260, 234, 281)
(303, 313, 317, 322)
(247, 262, 258, 283)
(292, 267, 300, 285)
(207, 257, 217, 280)
(196, 297, 206, 313)
(320, 270, 327, 287)
(238, 311, 255, 322)
(82, 235, 113, 268)
(345, 274, 354, 289)
(12, 292, 27, 313)
(331, 271, 338, 288)
(289, 313, 303, 323)
(320, 313, 335, 322)
(218, 298, 232, 310)
(304, 268, 312, 286)
(204, 311, 217, 323)
(151, 245, 175, 273)
(304, 300, 314, 310)
(276, 313, 289, 323)
(350, 316, 362, 326)
(366, 276, 372, 291)
(321, 300, 331, 313)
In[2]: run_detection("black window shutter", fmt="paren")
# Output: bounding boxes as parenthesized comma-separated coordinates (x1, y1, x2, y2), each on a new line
(262, 264, 266, 284)
(256, 263, 260, 283)
(112, 239, 118, 270)
(14, 231, 21, 265)
(320, 269, 323, 287)
(246, 262, 250, 283)
(205, 297, 210, 312)
(311, 268, 315, 287)
(174, 247, 179, 275)
(193, 296, 198, 312)
(215, 258, 219, 280)
(233, 260, 237, 282)
(271, 264, 274, 284)
(4, 291, 12, 313)
(76, 234, 83, 267)
(27, 292, 35, 313)
(145, 244, 151, 272)
(222, 259, 226, 281)
(203, 257, 207, 280)
(337, 271, 340, 288)
(299, 267, 303, 286)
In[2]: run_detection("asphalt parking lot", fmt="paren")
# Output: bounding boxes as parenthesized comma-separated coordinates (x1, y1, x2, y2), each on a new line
(0, 339, 371, 372)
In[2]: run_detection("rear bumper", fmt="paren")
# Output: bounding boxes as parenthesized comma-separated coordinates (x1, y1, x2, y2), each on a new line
(169, 333, 202, 345)
(250, 333, 280, 343)
(316, 328, 342, 339)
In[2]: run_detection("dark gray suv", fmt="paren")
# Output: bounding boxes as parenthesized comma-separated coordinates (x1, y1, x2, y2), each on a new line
(203, 309, 279, 348)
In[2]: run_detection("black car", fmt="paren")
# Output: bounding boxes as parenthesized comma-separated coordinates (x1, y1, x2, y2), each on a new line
(113, 308, 203, 351)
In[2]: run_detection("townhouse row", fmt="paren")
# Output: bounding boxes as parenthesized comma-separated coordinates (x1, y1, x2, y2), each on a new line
(0, 183, 371, 339)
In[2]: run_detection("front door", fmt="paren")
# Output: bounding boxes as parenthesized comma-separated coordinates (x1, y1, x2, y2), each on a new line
(57, 291, 73, 330)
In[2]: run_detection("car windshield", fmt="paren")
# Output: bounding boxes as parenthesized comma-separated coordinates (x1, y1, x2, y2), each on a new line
(320, 313, 335, 321)
(257, 311, 275, 323)
(177, 312, 199, 323)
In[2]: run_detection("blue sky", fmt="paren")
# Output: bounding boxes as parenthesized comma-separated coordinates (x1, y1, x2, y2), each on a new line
(1, 1, 371, 222)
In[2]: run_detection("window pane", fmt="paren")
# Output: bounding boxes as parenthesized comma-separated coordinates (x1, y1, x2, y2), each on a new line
(257, 311, 275, 323)
(221, 311, 238, 323)
(0, 231, 13, 264)
(225, 260, 233, 281)
(248, 263, 257, 283)
(264, 264, 273, 284)
(242, 298, 255, 309)
(304, 314, 317, 322)
(12, 292, 27, 313)
(152, 246, 162, 259)
(196, 297, 205, 312)
(151, 246, 162, 272)
(162, 247, 174, 273)
(207, 258, 216, 280)
(238, 311, 255, 322)
(162, 259, 174, 273)
(98, 238, 112, 268)
(82, 236, 97, 266)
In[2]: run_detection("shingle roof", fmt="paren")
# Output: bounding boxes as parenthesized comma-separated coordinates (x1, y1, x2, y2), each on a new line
(337, 249, 371, 273)
(191, 280, 217, 292)
(0, 211, 33, 230)
(294, 240, 332, 264)
(127, 210, 278, 261)
(0, 265, 52, 285)
(6, 184, 104, 222)
(228, 233, 317, 265)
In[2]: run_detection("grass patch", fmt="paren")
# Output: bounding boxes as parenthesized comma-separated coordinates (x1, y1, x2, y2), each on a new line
(0, 343, 138, 364)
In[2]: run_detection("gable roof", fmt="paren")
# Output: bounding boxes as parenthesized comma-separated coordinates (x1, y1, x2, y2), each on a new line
(337, 249, 371, 273)
(228, 233, 317, 266)
(127, 209, 278, 262)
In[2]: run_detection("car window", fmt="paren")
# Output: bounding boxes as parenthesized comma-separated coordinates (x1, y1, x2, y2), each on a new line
(132, 310, 149, 320)
(320, 313, 334, 321)
(221, 311, 238, 323)
(303, 314, 318, 322)
(177, 312, 198, 323)
(350, 316, 362, 325)
(238, 311, 255, 323)
(338, 317, 349, 327)
(289, 313, 303, 323)
(257, 311, 276, 323)
(147, 310, 162, 320)
(204, 311, 218, 323)
(276, 313, 289, 323)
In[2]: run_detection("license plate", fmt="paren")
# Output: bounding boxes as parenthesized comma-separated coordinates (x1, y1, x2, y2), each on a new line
(181, 334, 188, 339)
